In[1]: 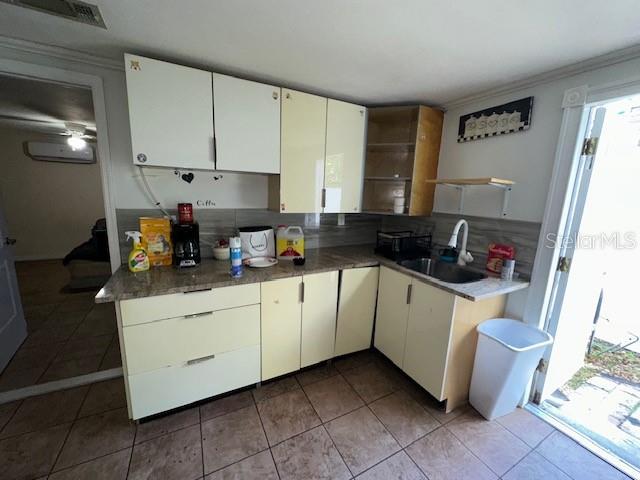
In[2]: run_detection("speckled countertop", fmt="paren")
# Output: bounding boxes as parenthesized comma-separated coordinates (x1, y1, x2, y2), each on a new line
(95, 244, 528, 304)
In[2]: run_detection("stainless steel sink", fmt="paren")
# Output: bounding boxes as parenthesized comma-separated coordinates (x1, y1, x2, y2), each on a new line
(398, 258, 487, 284)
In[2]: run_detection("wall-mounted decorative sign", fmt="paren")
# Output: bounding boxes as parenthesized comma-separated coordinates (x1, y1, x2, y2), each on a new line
(457, 96, 533, 143)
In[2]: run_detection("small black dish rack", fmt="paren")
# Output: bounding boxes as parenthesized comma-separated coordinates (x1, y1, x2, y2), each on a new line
(375, 230, 432, 260)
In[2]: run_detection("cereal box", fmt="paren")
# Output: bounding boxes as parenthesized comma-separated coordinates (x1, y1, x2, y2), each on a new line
(139, 217, 173, 267)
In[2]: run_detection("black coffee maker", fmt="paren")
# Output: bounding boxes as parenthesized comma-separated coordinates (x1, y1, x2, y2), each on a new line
(172, 203, 200, 268)
(172, 223, 200, 268)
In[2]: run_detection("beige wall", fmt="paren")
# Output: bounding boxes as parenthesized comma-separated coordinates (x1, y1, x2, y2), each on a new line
(0, 126, 105, 260)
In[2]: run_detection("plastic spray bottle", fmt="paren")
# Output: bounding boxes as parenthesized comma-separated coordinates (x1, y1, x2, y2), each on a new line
(125, 231, 150, 272)
(229, 236, 243, 278)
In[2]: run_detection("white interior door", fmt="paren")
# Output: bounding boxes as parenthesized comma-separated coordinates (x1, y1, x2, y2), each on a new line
(534, 106, 606, 401)
(0, 204, 27, 371)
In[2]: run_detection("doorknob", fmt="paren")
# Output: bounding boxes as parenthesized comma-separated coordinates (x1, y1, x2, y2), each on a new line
(5, 237, 16, 246)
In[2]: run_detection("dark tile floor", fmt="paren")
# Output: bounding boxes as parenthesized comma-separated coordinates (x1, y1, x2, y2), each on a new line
(0, 260, 120, 393)
(0, 350, 631, 479)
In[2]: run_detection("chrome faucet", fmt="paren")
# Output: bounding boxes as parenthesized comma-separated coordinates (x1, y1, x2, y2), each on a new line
(447, 219, 474, 266)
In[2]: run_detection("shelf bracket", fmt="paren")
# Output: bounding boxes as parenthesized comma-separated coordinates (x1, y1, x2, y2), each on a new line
(501, 186, 512, 217)
(443, 184, 466, 213)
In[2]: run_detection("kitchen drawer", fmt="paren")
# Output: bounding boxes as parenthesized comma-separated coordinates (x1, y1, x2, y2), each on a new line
(123, 304, 260, 375)
(127, 344, 260, 419)
(120, 283, 260, 326)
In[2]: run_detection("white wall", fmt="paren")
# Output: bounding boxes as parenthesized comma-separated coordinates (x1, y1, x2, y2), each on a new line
(0, 127, 105, 260)
(435, 56, 640, 223)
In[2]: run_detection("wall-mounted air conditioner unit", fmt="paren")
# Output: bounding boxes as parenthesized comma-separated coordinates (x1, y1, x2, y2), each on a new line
(23, 142, 96, 164)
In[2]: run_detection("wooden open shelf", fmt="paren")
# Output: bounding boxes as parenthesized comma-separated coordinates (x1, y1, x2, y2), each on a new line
(364, 176, 412, 181)
(363, 105, 443, 216)
(425, 177, 514, 186)
(427, 177, 515, 217)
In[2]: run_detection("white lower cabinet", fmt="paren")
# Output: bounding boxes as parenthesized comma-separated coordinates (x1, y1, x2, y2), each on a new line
(373, 266, 411, 367)
(123, 304, 260, 375)
(128, 345, 260, 420)
(260, 276, 303, 380)
(261, 272, 340, 378)
(402, 282, 456, 400)
(301, 271, 339, 367)
(374, 265, 507, 412)
(119, 284, 261, 420)
(335, 267, 379, 356)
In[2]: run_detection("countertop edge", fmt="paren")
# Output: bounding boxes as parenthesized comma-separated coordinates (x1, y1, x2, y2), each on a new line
(95, 249, 528, 304)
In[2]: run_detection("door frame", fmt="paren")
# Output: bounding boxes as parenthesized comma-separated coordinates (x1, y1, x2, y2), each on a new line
(532, 105, 606, 400)
(522, 75, 640, 400)
(0, 58, 120, 272)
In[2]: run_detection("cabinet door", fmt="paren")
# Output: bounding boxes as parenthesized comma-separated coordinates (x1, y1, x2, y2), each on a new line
(403, 281, 455, 400)
(212, 73, 281, 173)
(261, 277, 302, 380)
(335, 267, 379, 356)
(280, 89, 327, 213)
(324, 99, 367, 213)
(373, 266, 411, 367)
(124, 54, 214, 170)
(301, 271, 339, 367)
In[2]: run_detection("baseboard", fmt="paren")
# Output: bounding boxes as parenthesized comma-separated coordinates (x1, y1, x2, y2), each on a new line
(0, 367, 123, 404)
(14, 255, 65, 262)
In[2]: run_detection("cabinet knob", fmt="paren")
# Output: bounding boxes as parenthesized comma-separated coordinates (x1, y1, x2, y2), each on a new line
(137, 153, 147, 163)
(5, 237, 16, 246)
(285, 93, 291, 99)
(272, 91, 279, 100)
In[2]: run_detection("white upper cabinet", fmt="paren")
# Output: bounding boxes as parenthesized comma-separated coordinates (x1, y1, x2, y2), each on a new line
(280, 89, 327, 213)
(212, 73, 281, 173)
(324, 99, 367, 213)
(124, 54, 214, 170)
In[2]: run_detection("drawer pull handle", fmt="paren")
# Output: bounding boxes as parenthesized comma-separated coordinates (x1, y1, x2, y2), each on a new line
(183, 311, 213, 319)
(187, 354, 216, 365)
(183, 288, 212, 294)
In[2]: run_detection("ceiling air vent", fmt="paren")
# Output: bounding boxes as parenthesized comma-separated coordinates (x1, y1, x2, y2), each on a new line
(1, 0, 107, 28)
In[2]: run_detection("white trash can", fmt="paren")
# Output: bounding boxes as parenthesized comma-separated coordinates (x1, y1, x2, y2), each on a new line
(469, 318, 553, 420)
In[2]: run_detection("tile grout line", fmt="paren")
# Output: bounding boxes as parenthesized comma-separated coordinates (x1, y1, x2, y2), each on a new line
(2, 299, 67, 388)
(499, 449, 531, 479)
(0, 402, 127, 442)
(297, 376, 354, 477)
(125, 413, 138, 479)
(45, 445, 133, 477)
(33, 304, 96, 385)
(134, 415, 200, 446)
(401, 442, 432, 480)
(49, 407, 135, 475)
(0, 399, 24, 438)
(198, 404, 205, 479)
(533, 436, 597, 480)
(95, 332, 118, 372)
(47, 419, 75, 475)
(443, 422, 522, 478)
(251, 393, 282, 480)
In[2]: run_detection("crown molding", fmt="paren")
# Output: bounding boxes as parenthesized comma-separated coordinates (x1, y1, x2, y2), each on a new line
(443, 44, 640, 110)
(0, 35, 123, 71)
